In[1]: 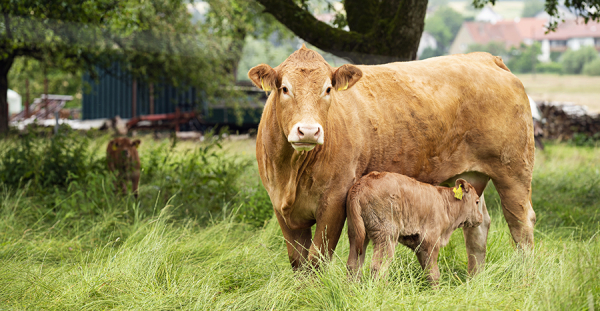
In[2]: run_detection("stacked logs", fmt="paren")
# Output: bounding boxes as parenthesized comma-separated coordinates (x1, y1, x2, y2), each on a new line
(537, 102, 600, 140)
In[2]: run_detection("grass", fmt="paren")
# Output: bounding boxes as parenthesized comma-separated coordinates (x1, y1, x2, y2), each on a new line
(516, 74, 600, 113)
(1, 136, 599, 310)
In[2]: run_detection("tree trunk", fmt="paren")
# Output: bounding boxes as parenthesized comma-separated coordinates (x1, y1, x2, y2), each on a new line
(255, 0, 428, 64)
(0, 56, 15, 134)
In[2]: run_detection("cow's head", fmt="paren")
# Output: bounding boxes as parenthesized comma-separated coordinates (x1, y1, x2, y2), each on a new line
(110, 137, 140, 165)
(454, 179, 483, 227)
(248, 45, 362, 152)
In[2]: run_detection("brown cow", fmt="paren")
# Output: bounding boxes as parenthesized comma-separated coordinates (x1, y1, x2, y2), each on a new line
(346, 172, 482, 284)
(107, 137, 141, 198)
(250, 46, 535, 272)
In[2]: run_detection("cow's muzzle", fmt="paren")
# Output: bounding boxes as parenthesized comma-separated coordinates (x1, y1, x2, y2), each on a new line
(288, 123, 324, 151)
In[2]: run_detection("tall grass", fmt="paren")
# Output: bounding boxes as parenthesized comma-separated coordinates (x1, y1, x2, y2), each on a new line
(0, 133, 599, 310)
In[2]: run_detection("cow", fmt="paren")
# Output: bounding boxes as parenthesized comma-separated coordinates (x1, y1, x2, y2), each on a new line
(250, 45, 535, 273)
(107, 137, 141, 198)
(346, 172, 482, 285)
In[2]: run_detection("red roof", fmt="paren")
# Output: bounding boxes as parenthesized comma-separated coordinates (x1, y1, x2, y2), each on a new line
(464, 18, 600, 47)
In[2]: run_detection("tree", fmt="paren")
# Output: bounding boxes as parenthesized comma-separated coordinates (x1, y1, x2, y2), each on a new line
(507, 42, 542, 73)
(0, 0, 229, 133)
(522, 0, 545, 17)
(424, 6, 464, 55)
(561, 46, 600, 74)
(253, 0, 600, 64)
(254, 0, 428, 64)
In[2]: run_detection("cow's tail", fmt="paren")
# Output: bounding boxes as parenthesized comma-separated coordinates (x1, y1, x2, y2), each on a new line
(347, 185, 366, 256)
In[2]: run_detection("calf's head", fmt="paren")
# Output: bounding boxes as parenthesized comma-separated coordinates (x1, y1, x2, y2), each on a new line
(453, 179, 483, 227)
(248, 45, 362, 151)
(109, 137, 140, 166)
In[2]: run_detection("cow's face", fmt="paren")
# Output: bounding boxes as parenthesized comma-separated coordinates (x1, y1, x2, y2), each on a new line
(454, 179, 483, 227)
(110, 138, 140, 166)
(248, 46, 362, 152)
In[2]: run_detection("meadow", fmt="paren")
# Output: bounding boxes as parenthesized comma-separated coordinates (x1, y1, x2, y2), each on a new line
(0, 127, 599, 310)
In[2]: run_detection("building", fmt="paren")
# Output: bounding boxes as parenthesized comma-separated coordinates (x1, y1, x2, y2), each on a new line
(449, 17, 600, 61)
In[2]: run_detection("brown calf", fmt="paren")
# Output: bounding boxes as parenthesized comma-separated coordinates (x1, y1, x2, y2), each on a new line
(107, 137, 141, 198)
(346, 172, 482, 285)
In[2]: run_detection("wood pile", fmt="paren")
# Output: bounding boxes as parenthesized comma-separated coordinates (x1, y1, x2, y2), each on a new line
(537, 102, 600, 140)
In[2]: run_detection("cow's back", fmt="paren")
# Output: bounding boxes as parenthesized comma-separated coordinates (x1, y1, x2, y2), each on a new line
(336, 52, 533, 183)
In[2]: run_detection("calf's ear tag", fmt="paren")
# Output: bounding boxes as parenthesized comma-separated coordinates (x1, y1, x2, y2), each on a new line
(338, 81, 348, 91)
(453, 185, 463, 200)
(260, 78, 271, 92)
(112, 145, 117, 151)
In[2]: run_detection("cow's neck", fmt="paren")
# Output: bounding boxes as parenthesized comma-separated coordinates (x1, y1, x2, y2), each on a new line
(440, 188, 469, 242)
(260, 98, 325, 226)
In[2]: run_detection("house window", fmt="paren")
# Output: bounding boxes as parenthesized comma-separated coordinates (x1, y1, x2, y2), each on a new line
(595, 37, 600, 47)
(550, 40, 567, 47)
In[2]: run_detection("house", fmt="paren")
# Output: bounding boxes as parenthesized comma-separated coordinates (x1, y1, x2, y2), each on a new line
(417, 31, 438, 58)
(449, 17, 600, 61)
(475, 6, 503, 24)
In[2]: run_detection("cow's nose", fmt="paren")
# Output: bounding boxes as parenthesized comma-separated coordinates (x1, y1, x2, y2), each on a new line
(297, 125, 320, 141)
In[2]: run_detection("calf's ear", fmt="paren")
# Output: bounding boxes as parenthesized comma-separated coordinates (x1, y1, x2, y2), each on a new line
(248, 64, 279, 92)
(455, 179, 470, 192)
(132, 139, 141, 148)
(332, 64, 362, 91)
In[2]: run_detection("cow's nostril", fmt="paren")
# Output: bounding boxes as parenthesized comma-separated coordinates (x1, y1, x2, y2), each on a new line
(298, 128, 304, 137)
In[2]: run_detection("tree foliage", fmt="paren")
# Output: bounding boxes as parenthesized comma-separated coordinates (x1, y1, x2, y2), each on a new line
(424, 6, 464, 56)
(560, 46, 599, 74)
(0, 0, 231, 132)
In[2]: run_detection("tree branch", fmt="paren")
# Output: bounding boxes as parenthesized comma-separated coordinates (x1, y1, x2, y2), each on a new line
(255, 0, 365, 60)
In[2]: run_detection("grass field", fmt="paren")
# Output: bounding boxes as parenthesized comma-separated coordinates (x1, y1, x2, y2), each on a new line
(1, 133, 599, 310)
(517, 74, 600, 113)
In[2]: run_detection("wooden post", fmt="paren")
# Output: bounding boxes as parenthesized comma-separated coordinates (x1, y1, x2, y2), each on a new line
(132, 79, 137, 118)
(25, 78, 29, 118)
(175, 107, 180, 132)
(149, 83, 154, 115)
(44, 72, 48, 119)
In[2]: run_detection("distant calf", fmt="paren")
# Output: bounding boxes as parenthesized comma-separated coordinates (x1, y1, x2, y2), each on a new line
(107, 137, 141, 198)
(346, 172, 482, 284)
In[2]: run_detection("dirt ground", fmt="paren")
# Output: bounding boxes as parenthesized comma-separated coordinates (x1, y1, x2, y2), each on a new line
(516, 74, 600, 113)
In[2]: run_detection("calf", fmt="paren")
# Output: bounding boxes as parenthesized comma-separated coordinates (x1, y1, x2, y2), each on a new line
(346, 172, 482, 284)
(107, 137, 141, 198)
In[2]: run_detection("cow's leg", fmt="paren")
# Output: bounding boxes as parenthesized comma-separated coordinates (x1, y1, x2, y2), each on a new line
(370, 238, 397, 279)
(131, 174, 140, 199)
(274, 212, 312, 270)
(415, 242, 441, 286)
(347, 226, 370, 277)
(493, 177, 536, 248)
(463, 193, 491, 275)
(308, 202, 346, 268)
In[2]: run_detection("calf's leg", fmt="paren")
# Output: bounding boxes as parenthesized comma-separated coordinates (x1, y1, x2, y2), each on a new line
(463, 193, 491, 275)
(370, 238, 397, 279)
(275, 212, 312, 270)
(415, 242, 441, 285)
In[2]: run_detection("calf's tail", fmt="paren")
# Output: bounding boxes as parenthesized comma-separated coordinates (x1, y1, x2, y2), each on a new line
(347, 186, 366, 255)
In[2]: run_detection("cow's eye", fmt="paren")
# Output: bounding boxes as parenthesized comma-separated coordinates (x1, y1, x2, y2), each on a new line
(326, 87, 331, 95)
(282, 86, 288, 94)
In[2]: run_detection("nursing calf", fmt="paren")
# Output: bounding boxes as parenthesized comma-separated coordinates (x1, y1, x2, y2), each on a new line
(107, 137, 141, 198)
(347, 172, 482, 284)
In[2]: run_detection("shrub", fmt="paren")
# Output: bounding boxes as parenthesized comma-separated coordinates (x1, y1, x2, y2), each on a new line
(0, 127, 106, 190)
(560, 46, 599, 74)
(535, 62, 563, 74)
(507, 42, 541, 73)
(582, 58, 600, 76)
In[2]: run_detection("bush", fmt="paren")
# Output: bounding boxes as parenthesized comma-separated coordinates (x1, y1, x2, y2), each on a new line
(582, 58, 600, 76)
(560, 46, 599, 74)
(507, 42, 541, 73)
(535, 62, 563, 74)
(0, 127, 106, 190)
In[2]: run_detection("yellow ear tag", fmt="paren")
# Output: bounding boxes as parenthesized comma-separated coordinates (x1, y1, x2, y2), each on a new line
(112, 145, 117, 151)
(338, 81, 348, 91)
(453, 185, 463, 200)
(260, 78, 271, 92)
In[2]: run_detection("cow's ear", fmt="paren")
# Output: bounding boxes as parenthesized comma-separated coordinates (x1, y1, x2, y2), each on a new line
(248, 64, 279, 92)
(132, 139, 141, 148)
(332, 64, 362, 91)
(455, 179, 470, 192)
